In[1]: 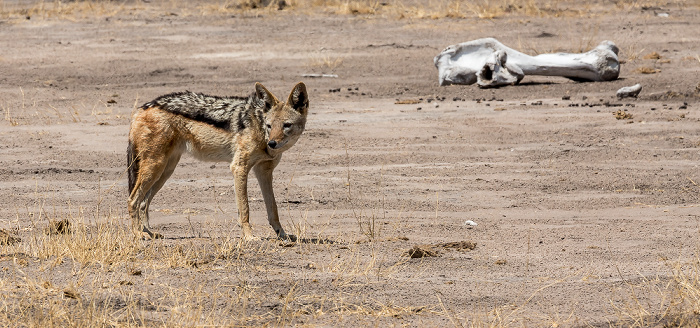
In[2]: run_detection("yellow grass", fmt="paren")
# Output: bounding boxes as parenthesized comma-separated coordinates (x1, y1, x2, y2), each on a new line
(307, 55, 344, 71)
(0, 0, 130, 20)
(2, 0, 695, 21)
(3, 166, 700, 327)
(606, 258, 700, 327)
(2, 0, 700, 325)
(0, 212, 433, 326)
(636, 66, 660, 74)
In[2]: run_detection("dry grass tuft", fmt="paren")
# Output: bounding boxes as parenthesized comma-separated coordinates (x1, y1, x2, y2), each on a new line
(395, 99, 421, 105)
(62, 287, 80, 300)
(235, 0, 283, 10)
(307, 55, 344, 71)
(0, 229, 20, 245)
(643, 51, 662, 60)
(0, 229, 21, 245)
(128, 267, 142, 276)
(608, 258, 700, 327)
(45, 219, 71, 235)
(664, 259, 700, 325)
(636, 66, 660, 74)
(405, 245, 439, 258)
(0, 0, 130, 20)
(200, 0, 287, 14)
(2, 103, 19, 126)
(393, 0, 587, 20)
(334, 0, 382, 15)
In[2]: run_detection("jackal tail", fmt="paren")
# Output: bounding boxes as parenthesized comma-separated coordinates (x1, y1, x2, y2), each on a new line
(127, 140, 139, 195)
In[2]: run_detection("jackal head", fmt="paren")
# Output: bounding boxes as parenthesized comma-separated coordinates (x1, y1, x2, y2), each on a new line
(254, 82, 309, 152)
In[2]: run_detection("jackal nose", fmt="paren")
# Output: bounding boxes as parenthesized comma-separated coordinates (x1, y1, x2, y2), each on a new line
(267, 140, 277, 149)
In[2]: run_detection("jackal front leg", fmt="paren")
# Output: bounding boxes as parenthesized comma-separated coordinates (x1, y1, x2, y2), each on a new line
(232, 158, 256, 241)
(254, 158, 289, 240)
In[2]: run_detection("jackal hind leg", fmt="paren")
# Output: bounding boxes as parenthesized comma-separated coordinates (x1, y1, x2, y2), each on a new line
(128, 154, 173, 239)
(140, 153, 181, 238)
(253, 159, 289, 240)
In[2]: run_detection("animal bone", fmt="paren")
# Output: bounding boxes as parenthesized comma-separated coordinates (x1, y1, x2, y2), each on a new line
(434, 38, 620, 88)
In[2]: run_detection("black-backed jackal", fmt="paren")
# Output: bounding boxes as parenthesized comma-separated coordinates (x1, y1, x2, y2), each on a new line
(127, 82, 308, 240)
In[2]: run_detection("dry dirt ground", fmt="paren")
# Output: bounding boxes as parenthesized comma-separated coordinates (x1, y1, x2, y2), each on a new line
(1, 0, 700, 326)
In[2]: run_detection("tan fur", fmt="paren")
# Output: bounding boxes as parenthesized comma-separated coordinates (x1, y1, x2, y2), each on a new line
(127, 82, 308, 240)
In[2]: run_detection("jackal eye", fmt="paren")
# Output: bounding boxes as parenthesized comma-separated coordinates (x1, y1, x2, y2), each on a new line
(283, 123, 292, 129)
(266, 124, 272, 129)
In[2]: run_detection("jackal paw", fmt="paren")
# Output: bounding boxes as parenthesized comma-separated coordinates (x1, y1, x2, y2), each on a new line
(277, 233, 296, 242)
(277, 230, 297, 241)
(275, 228, 291, 240)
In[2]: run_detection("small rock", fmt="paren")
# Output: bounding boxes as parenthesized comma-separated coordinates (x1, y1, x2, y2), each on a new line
(617, 84, 642, 99)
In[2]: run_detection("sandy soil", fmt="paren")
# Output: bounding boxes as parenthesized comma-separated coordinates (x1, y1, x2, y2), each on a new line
(1, 1, 700, 326)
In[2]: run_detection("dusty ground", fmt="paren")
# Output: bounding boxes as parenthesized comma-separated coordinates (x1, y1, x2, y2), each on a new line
(1, 0, 700, 326)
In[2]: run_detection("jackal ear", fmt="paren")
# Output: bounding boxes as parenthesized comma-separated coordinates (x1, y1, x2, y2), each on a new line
(254, 82, 278, 112)
(287, 82, 308, 114)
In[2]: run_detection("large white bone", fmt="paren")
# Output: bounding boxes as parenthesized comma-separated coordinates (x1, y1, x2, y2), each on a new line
(434, 38, 620, 88)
